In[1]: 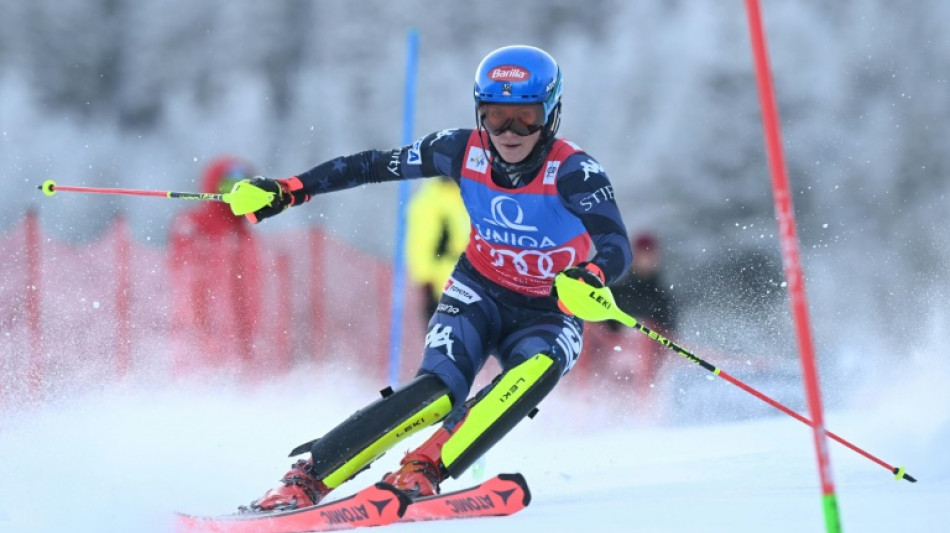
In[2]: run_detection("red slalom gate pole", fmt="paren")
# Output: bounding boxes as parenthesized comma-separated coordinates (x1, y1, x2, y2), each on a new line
(744, 1, 842, 531)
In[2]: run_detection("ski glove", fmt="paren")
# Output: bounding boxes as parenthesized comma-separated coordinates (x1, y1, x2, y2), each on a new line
(559, 262, 606, 288)
(552, 261, 606, 316)
(244, 177, 310, 224)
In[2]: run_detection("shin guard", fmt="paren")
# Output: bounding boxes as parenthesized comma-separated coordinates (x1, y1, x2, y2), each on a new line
(303, 374, 452, 489)
(441, 353, 560, 478)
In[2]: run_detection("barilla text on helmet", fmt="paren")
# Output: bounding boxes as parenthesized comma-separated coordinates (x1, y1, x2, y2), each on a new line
(489, 65, 530, 81)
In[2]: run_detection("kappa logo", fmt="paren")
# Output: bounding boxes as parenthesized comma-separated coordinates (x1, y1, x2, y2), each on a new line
(425, 324, 456, 361)
(444, 277, 482, 304)
(465, 146, 489, 174)
(428, 129, 457, 146)
(407, 139, 422, 165)
(580, 158, 605, 181)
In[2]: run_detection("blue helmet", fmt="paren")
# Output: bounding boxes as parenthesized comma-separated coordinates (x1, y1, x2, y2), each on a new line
(474, 45, 562, 130)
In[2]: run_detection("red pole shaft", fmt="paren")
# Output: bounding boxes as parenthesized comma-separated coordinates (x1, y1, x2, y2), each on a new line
(717, 370, 895, 471)
(744, 0, 841, 529)
(627, 316, 910, 479)
(626, 316, 913, 480)
(51, 184, 172, 198)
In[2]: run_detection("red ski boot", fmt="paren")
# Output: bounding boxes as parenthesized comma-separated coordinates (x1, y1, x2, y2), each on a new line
(383, 428, 449, 498)
(248, 458, 331, 511)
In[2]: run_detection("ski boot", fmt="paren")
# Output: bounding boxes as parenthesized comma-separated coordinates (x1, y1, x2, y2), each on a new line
(247, 458, 331, 511)
(382, 428, 449, 498)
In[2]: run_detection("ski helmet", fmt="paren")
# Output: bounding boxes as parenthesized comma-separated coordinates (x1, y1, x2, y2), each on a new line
(474, 45, 562, 136)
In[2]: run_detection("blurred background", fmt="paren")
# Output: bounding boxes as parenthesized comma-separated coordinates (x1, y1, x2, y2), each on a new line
(1, 0, 948, 421)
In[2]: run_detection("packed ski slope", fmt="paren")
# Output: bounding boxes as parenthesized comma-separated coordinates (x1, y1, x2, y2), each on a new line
(0, 349, 946, 533)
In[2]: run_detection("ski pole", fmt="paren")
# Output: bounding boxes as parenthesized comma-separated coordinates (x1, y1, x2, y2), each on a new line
(553, 273, 917, 483)
(38, 179, 274, 216)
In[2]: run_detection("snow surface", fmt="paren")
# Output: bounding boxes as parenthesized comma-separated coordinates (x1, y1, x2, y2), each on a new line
(0, 348, 947, 533)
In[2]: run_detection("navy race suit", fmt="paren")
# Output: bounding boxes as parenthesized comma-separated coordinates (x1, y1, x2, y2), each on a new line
(294, 128, 631, 403)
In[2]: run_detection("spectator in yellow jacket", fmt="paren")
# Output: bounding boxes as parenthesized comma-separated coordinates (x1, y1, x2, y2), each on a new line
(405, 176, 470, 321)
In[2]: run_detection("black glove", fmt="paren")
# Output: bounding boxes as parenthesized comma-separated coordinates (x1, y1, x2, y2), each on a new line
(551, 261, 607, 316)
(560, 261, 606, 288)
(244, 176, 309, 224)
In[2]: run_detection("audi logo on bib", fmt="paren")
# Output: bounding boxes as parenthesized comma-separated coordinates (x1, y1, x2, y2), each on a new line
(487, 241, 578, 279)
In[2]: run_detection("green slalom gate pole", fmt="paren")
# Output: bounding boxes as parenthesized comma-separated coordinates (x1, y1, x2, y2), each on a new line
(552, 273, 918, 485)
(38, 179, 274, 216)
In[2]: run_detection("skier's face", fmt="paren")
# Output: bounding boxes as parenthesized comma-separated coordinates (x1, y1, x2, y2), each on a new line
(479, 103, 544, 164)
(487, 128, 541, 164)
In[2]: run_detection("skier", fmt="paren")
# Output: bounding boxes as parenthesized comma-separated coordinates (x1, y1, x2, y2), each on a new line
(245, 45, 633, 510)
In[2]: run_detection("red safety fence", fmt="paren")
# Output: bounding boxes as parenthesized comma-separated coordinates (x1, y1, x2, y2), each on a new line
(0, 211, 671, 418)
(0, 211, 429, 409)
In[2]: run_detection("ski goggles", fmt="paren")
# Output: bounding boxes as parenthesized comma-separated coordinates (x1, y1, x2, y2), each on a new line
(478, 103, 546, 136)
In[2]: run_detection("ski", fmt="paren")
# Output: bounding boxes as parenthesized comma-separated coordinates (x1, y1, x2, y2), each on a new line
(400, 472, 531, 523)
(175, 482, 410, 533)
(175, 473, 530, 533)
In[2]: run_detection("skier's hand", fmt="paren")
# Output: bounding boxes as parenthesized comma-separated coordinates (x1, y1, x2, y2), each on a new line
(559, 262, 606, 288)
(552, 262, 606, 316)
(244, 177, 309, 224)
